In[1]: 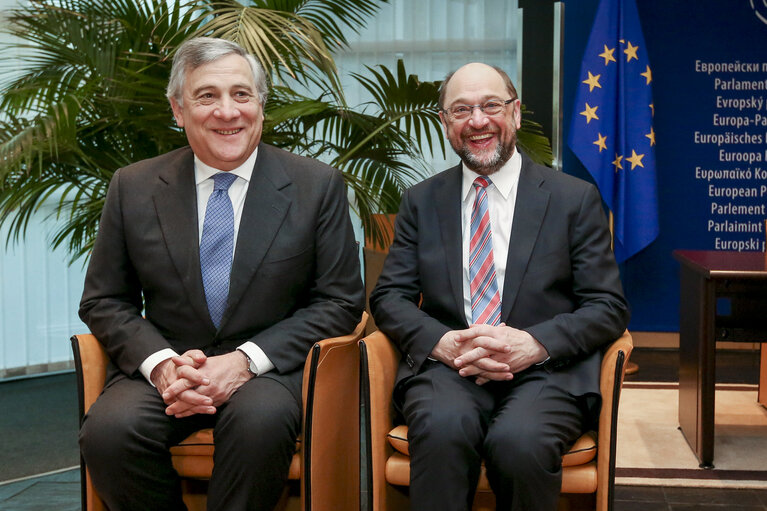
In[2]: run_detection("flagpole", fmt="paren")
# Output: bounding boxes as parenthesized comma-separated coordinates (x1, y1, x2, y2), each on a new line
(609, 210, 639, 375)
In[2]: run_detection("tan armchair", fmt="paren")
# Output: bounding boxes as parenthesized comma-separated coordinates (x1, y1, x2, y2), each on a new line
(360, 330, 633, 511)
(71, 312, 367, 511)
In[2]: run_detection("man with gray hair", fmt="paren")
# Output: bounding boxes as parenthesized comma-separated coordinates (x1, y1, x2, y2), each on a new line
(79, 37, 364, 510)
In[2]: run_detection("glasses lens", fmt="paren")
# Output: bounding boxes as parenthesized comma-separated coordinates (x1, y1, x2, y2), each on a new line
(450, 106, 472, 119)
(481, 101, 504, 115)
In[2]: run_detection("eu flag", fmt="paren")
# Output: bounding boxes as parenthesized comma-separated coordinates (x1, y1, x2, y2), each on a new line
(568, 0, 659, 262)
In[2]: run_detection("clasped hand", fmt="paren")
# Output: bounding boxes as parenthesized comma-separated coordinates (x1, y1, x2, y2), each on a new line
(151, 350, 252, 418)
(431, 323, 548, 385)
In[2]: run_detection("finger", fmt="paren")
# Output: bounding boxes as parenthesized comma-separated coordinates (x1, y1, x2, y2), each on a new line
(467, 323, 503, 336)
(454, 347, 490, 367)
(449, 329, 480, 344)
(166, 401, 216, 417)
(173, 352, 207, 368)
(186, 350, 207, 364)
(458, 358, 510, 377)
(175, 365, 210, 385)
(174, 408, 216, 419)
(162, 377, 210, 404)
(175, 405, 217, 418)
(471, 335, 512, 354)
(458, 362, 481, 376)
(171, 355, 194, 367)
(475, 376, 489, 386)
(473, 357, 510, 372)
(176, 388, 213, 406)
(476, 370, 514, 382)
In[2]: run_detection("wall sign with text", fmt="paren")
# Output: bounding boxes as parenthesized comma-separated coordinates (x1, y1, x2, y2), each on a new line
(564, 0, 767, 330)
(692, 58, 766, 252)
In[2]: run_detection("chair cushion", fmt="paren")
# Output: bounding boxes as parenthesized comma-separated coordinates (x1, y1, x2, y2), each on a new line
(169, 428, 302, 480)
(385, 426, 598, 494)
(386, 425, 596, 467)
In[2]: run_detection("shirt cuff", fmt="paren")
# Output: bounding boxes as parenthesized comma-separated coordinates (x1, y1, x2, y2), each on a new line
(237, 341, 275, 376)
(139, 348, 180, 386)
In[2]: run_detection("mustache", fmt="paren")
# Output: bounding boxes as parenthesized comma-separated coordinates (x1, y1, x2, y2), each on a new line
(461, 127, 498, 137)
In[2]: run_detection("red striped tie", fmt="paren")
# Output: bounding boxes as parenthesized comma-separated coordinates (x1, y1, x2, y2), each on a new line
(469, 176, 502, 325)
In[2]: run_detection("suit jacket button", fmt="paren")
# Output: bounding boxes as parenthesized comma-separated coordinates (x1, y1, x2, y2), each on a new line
(406, 354, 414, 368)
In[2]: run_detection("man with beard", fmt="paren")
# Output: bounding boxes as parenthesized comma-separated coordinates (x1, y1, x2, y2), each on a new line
(369, 63, 629, 511)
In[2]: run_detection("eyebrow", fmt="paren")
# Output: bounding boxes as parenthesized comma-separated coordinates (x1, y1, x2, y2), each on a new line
(190, 83, 255, 96)
(447, 95, 507, 106)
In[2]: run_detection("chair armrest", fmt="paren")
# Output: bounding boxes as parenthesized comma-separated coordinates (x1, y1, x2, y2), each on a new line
(595, 330, 633, 511)
(360, 330, 401, 511)
(70, 334, 109, 423)
(302, 312, 368, 511)
(70, 334, 109, 511)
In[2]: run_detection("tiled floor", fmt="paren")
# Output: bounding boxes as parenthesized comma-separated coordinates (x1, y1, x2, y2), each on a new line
(0, 469, 80, 511)
(1, 347, 763, 510)
(3, 472, 767, 510)
(614, 485, 767, 510)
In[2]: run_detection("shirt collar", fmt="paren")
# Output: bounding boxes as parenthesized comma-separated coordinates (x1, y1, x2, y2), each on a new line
(194, 146, 259, 186)
(461, 148, 521, 202)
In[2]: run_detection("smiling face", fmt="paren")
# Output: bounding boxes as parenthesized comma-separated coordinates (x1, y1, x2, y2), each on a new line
(439, 63, 521, 175)
(169, 54, 263, 171)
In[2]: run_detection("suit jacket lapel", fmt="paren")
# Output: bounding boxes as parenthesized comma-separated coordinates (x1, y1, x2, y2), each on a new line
(222, 144, 292, 327)
(501, 154, 550, 321)
(435, 165, 466, 323)
(152, 147, 213, 329)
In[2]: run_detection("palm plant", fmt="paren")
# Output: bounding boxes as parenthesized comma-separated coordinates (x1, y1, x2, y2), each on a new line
(0, 0, 552, 261)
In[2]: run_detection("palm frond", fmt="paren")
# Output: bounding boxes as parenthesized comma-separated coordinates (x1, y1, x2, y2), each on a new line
(0, 0, 552, 261)
(517, 105, 554, 167)
(259, 0, 387, 51)
(344, 59, 444, 165)
(184, 1, 342, 94)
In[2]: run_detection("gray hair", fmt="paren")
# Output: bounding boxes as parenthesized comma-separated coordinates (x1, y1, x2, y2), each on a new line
(166, 37, 268, 107)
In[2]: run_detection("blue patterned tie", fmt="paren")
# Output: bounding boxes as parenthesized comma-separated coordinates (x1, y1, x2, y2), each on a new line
(469, 176, 502, 325)
(200, 172, 238, 329)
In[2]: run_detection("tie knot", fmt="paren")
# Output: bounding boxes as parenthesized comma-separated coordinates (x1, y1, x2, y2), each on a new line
(213, 172, 238, 191)
(473, 176, 492, 190)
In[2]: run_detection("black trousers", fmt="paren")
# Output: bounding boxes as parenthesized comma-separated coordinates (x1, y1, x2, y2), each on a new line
(80, 375, 300, 511)
(400, 361, 585, 511)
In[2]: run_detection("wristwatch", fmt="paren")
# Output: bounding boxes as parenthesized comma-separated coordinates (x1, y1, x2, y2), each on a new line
(237, 348, 257, 377)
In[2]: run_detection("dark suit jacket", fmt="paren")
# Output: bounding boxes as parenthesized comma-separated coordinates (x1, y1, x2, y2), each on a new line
(369, 152, 629, 400)
(80, 143, 365, 399)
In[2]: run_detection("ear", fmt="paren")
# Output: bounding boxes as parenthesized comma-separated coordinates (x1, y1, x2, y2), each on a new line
(169, 97, 185, 128)
(511, 99, 522, 130)
(438, 110, 449, 135)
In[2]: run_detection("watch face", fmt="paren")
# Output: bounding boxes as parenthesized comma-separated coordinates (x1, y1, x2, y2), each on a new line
(237, 348, 256, 376)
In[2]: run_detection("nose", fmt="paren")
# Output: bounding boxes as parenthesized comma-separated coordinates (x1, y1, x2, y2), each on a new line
(467, 106, 490, 128)
(214, 97, 241, 120)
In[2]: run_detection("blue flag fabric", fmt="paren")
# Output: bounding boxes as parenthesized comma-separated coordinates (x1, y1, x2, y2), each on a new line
(568, 0, 659, 262)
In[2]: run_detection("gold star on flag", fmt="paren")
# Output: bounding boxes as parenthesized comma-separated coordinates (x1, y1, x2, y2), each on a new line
(641, 66, 652, 85)
(580, 103, 599, 124)
(612, 154, 623, 171)
(626, 149, 645, 169)
(624, 41, 639, 62)
(649, 103, 655, 117)
(582, 71, 602, 92)
(593, 133, 607, 152)
(599, 45, 616, 65)
(646, 127, 656, 146)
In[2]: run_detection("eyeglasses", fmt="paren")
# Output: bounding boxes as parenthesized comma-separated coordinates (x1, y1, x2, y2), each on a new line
(442, 99, 515, 121)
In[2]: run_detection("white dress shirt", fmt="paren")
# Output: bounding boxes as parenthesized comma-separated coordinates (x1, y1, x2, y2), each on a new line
(139, 147, 275, 383)
(460, 149, 522, 326)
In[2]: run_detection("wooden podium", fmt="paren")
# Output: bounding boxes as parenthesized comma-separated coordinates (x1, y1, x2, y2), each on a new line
(673, 250, 767, 468)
